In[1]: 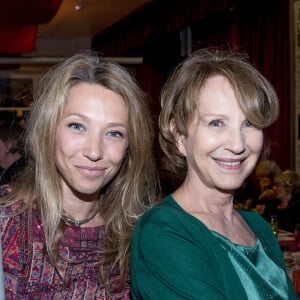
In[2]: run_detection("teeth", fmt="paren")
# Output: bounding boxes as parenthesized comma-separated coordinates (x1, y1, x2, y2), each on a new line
(219, 161, 241, 166)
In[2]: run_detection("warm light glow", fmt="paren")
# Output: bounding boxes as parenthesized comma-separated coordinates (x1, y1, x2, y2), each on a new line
(74, 1, 85, 11)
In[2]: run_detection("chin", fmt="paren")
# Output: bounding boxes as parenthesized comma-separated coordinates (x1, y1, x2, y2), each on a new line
(73, 185, 101, 196)
(217, 181, 244, 192)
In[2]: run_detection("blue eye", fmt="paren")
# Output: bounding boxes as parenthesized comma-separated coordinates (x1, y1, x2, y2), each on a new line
(68, 123, 84, 131)
(209, 119, 223, 127)
(244, 120, 253, 127)
(106, 131, 123, 138)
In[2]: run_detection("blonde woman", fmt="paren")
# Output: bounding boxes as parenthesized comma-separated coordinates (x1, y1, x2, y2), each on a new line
(0, 52, 157, 299)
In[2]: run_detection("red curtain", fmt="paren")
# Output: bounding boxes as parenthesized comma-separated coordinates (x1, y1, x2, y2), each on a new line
(0, 26, 38, 54)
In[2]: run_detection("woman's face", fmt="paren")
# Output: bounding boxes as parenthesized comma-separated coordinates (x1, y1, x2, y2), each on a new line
(54, 82, 129, 198)
(177, 75, 263, 192)
(273, 182, 290, 201)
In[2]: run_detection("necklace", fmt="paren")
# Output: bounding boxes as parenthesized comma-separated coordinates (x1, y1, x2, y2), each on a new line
(61, 209, 98, 227)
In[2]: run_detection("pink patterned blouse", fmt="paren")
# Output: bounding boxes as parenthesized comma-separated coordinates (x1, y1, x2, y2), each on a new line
(0, 198, 130, 299)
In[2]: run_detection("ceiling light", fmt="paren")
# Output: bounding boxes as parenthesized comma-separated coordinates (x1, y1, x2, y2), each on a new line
(74, 1, 85, 11)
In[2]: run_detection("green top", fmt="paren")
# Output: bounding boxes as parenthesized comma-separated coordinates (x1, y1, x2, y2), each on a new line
(213, 232, 289, 299)
(131, 195, 297, 299)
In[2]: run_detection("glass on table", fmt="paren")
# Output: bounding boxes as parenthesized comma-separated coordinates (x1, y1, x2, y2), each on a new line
(268, 215, 279, 238)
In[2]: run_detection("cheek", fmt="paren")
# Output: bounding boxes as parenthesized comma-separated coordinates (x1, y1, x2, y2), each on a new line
(247, 131, 264, 153)
(54, 131, 79, 161)
(104, 141, 128, 163)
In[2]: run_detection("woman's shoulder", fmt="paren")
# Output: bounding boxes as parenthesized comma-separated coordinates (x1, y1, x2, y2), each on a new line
(0, 190, 26, 219)
(138, 195, 184, 224)
(134, 195, 182, 236)
(135, 195, 210, 241)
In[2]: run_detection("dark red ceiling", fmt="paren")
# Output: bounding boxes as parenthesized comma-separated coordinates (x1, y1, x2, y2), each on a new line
(0, 0, 62, 55)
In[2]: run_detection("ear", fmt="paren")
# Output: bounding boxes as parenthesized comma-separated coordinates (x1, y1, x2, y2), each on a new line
(170, 119, 187, 157)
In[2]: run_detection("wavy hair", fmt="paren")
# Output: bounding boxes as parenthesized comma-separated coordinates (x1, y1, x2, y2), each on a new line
(274, 169, 300, 194)
(159, 48, 279, 175)
(4, 52, 158, 289)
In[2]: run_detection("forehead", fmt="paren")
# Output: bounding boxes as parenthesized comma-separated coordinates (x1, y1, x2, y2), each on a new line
(63, 83, 128, 120)
(196, 75, 238, 114)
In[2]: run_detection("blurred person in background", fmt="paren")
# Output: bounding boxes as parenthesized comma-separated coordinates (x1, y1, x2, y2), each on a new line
(234, 159, 281, 216)
(252, 159, 281, 217)
(0, 122, 26, 186)
(273, 169, 300, 232)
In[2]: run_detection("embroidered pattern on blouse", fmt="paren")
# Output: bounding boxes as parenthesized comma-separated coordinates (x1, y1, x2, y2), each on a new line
(0, 202, 129, 299)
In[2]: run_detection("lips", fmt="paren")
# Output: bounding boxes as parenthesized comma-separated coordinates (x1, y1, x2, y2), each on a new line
(76, 166, 106, 177)
(213, 158, 245, 169)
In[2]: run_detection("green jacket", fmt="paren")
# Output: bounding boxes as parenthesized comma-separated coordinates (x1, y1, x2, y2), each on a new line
(131, 195, 297, 299)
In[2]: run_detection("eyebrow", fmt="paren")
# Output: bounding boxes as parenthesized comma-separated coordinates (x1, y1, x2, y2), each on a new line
(201, 113, 227, 118)
(105, 122, 128, 129)
(64, 113, 128, 128)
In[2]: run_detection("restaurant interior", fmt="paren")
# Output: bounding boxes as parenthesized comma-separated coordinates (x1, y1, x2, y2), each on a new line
(1, 0, 300, 295)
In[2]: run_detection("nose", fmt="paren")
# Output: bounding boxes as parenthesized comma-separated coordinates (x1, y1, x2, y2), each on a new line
(83, 133, 103, 161)
(223, 128, 246, 155)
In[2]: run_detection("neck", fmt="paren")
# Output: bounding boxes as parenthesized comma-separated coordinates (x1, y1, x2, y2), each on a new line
(62, 208, 99, 227)
(60, 181, 104, 227)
